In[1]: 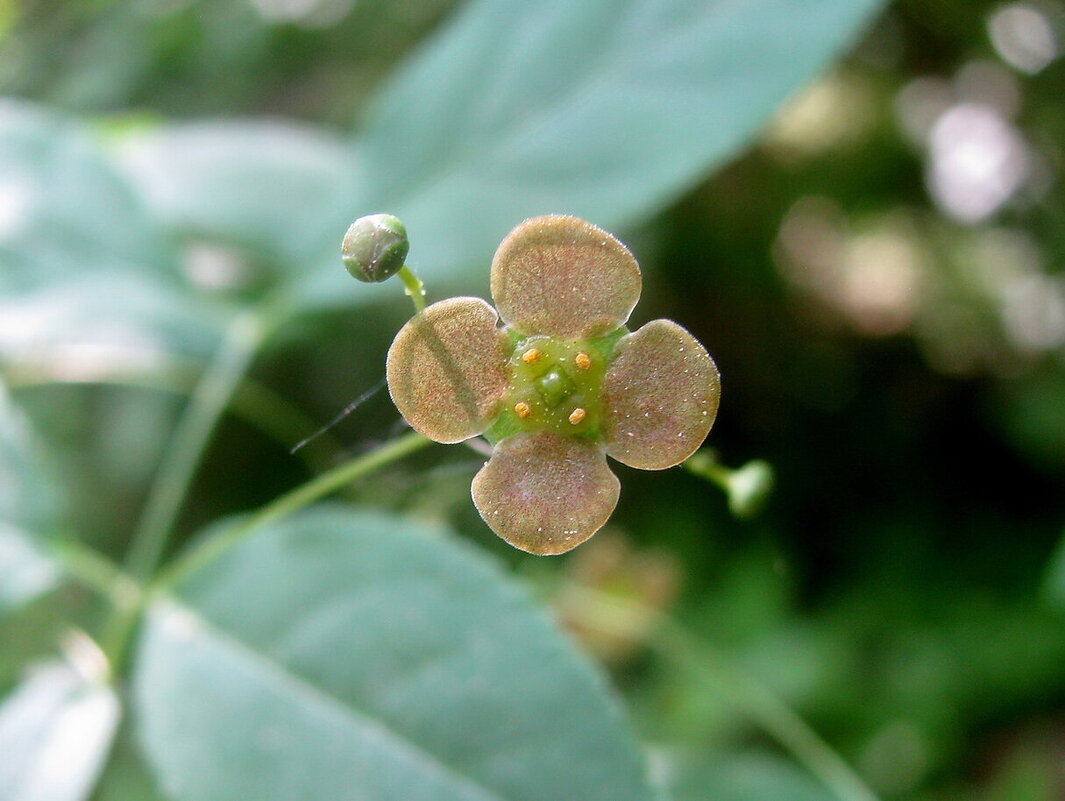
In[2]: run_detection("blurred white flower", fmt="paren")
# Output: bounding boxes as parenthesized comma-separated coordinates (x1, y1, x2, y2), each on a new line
(928, 103, 1029, 223)
(988, 3, 1060, 74)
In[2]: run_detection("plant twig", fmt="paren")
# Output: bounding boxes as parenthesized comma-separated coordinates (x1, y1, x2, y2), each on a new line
(158, 430, 433, 589)
(124, 311, 269, 582)
(51, 539, 142, 613)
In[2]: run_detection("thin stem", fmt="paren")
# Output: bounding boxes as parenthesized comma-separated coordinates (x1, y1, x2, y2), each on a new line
(124, 310, 269, 582)
(397, 264, 426, 313)
(102, 430, 431, 670)
(159, 430, 432, 589)
(50, 539, 142, 612)
(685, 451, 775, 519)
(682, 449, 731, 490)
(51, 540, 145, 668)
(53, 541, 142, 675)
(564, 587, 880, 801)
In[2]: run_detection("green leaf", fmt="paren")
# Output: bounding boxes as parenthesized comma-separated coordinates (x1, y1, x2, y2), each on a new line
(0, 383, 62, 615)
(0, 100, 224, 361)
(300, 0, 885, 306)
(666, 752, 835, 801)
(1044, 531, 1065, 610)
(0, 597, 68, 696)
(114, 120, 354, 267)
(133, 507, 654, 801)
(0, 383, 59, 531)
(0, 660, 120, 801)
(0, 524, 61, 615)
(0, 100, 175, 288)
(92, 724, 172, 801)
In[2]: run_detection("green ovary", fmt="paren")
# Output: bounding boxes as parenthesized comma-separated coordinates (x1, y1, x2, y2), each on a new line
(499, 334, 607, 439)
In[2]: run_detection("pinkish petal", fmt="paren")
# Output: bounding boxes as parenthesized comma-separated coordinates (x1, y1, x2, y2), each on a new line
(491, 216, 641, 339)
(386, 297, 509, 443)
(471, 432, 620, 555)
(602, 320, 720, 470)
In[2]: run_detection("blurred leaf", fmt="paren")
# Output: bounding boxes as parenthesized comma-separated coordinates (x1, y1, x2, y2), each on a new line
(0, 100, 174, 287)
(0, 525, 60, 616)
(92, 723, 172, 801)
(0, 383, 62, 615)
(0, 99, 225, 361)
(299, 0, 886, 306)
(0, 382, 59, 531)
(0, 660, 120, 801)
(978, 735, 1060, 801)
(0, 598, 68, 696)
(133, 506, 654, 801)
(666, 751, 834, 801)
(1043, 532, 1065, 610)
(114, 120, 354, 268)
(994, 369, 1065, 477)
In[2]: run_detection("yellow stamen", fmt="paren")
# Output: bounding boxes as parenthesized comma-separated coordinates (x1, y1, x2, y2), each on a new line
(514, 402, 531, 418)
(574, 352, 591, 370)
(522, 348, 541, 364)
(568, 407, 586, 425)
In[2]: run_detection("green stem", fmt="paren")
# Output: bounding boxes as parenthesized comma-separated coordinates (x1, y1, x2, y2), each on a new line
(105, 431, 430, 668)
(564, 587, 880, 801)
(124, 310, 269, 582)
(397, 264, 426, 313)
(682, 449, 731, 490)
(50, 539, 141, 613)
(158, 430, 432, 590)
(50, 540, 144, 677)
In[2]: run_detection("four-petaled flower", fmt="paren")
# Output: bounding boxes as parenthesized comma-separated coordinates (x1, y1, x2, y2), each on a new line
(386, 216, 721, 555)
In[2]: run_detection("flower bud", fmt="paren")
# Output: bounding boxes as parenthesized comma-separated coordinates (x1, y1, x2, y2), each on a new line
(342, 214, 409, 283)
(726, 460, 774, 519)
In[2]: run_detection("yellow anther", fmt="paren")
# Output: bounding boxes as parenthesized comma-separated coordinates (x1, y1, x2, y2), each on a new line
(514, 402, 531, 418)
(521, 348, 541, 364)
(574, 352, 591, 370)
(568, 407, 586, 425)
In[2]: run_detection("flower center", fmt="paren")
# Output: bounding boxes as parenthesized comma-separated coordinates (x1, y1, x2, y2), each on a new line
(485, 332, 616, 443)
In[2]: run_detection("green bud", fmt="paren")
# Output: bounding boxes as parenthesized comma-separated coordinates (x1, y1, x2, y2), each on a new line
(726, 460, 774, 519)
(342, 214, 410, 283)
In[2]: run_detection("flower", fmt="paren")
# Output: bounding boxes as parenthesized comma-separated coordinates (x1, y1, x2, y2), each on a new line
(386, 215, 721, 555)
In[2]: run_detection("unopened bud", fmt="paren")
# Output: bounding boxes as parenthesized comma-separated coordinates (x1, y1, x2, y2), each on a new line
(342, 214, 409, 283)
(726, 460, 774, 519)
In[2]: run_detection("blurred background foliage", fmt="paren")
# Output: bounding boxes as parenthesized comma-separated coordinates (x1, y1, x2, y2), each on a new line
(1, 0, 1064, 800)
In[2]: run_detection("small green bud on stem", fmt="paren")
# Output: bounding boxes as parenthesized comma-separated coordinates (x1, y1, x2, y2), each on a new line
(724, 460, 774, 519)
(684, 451, 774, 519)
(342, 214, 410, 283)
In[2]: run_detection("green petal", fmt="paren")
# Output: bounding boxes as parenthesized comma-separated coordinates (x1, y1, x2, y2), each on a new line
(471, 432, 620, 555)
(386, 297, 509, 443)
(602, 320, 721, 470)
(491, 216, 641, 339)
